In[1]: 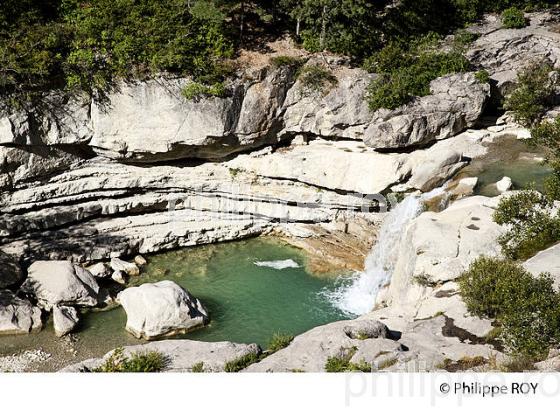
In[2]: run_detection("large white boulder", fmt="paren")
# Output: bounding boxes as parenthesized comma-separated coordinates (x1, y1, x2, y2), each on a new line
(0, 290, 42, 335)
(496, 176, 513, 192)
(22, 261, 100, 310)
(118, 280, 208, 340)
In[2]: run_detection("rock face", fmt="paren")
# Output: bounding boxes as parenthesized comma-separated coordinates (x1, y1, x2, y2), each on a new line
(60, 340, 262, 372)
(118, 281, 208, 340)
(22, 261, 100, 310)
(52, 305, 79, 337)
(363, 73, 490, 150)
(0, 290, 42, 335)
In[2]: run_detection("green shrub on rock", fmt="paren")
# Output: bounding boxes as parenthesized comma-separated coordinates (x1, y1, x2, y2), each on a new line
(493, 190, 560, 260)
(267, 332, 294, 353)
(504, 62, 558, 126)
(501, 7, 528, 29)
(459, 256, 560, 358)
(297, 65, 338, 95)
(182, 81, 226, 101)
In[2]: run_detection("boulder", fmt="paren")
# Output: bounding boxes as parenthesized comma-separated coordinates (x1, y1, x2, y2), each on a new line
(110, 258, 140, 276)
(53, 305, 79, 337)
(86, 262, 110, 279)
(22, 261, 100, 310)
(118, 280, 208, 340)
(111, 271, 127, 285)
(0, 290, 42, 335)
(0, 250, 23, 288)
(523, 243, 560, 290)
(363, 73, 490, 150)
(496, 176, 513, 192)
(134, 255, 147, 266)
(60, 340, 262, 372)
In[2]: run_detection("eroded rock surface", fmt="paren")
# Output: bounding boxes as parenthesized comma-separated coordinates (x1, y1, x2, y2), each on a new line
(0, 290, 42, 335)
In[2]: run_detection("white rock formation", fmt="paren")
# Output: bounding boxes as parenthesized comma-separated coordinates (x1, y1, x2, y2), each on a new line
(523, 243, 560, 290)
(22, 261, 100, 310)
(110, 258, 140, 276)
(118, 281, 208, 340)
(496, 176, 513, 192)
(0, 290, 42, 335)
(53, 305, 79, 337)
(86, 262, 110, 279)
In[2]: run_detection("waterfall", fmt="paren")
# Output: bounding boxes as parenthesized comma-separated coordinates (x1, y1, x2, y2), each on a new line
(328, 188, 445, 316)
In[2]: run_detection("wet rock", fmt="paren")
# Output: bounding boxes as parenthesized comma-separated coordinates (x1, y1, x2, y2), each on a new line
(53, 305, 79, 337)
(22, 261, 100, 310)
(118, 280, 208, 340)
(0, 290, 42, 335)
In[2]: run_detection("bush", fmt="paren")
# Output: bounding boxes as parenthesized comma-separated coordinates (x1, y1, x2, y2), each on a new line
(267, 333, 294, 353)
(458, 256, 560, 357)
(366, 45, 470, 110)
(297, 65, 338, 95)
(474, 69, 490, 84)
(182, 81, 226, 101)
(504, 62, 558, 126)
(93, 348, 168, 372)
(501, 7, 528, 28)
(493, 190, 560, 260)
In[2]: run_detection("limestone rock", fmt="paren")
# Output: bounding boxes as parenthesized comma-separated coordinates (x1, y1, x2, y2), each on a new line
(363, 73, 490, 150)
(110, 258, 139, 276)
(118, 280, 208, 340)
(496, 176, 513, 192)
(0, 290, 42, 335)
(111, 271, 127, 285)
(60, 340, 262, 372)
(22, 261, 100, 310)
(134, 255, 147, 266)
(53, 305, 79, 337)
(86, 262, 110, 279)
(523, 243, 560, 290)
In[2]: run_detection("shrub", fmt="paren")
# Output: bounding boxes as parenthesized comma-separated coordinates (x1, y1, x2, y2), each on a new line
(366, 49, 470, 110)
(93, 348, 168, 372)
(501, 7, 527, 29)
(182, 81, 226, 101)
(224, 352, 260, 372)
(267, 333, 294, 353)
(458, 256, 560, 357)
(453, 29, 480, 46)
(324, 348, 372, 373)
(297, 65, 338, 95)
(504, 62, 558, 126)
(493, 190, 560, 260)
(474, 69, 490, 84)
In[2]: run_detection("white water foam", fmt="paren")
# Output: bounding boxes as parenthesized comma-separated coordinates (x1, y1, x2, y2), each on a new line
(327, 189, 445, 316)
(254, 259, 300, 269)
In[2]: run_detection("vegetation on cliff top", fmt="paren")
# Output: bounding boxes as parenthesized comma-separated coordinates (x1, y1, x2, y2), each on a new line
(1, 0, 557, 110)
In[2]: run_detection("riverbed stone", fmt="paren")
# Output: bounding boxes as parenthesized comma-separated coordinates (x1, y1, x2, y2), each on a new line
(22, 261, 100, 310)
(118, 280, 209, 340)
(53, 305, 79, 337)
(110, 258, 140, 276)
(496, 176, 512, 192)
(0, 290, 42, 335)
(86, 262, 110, 279)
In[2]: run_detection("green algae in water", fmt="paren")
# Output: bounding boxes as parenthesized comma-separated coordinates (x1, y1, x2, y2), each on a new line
(0, 238, 351, 370)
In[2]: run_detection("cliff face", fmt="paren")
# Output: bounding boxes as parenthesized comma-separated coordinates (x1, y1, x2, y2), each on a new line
(0, 11, 559, 275)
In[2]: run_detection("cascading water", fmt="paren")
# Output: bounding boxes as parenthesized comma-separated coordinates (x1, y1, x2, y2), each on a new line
(327, 188, 445, 316)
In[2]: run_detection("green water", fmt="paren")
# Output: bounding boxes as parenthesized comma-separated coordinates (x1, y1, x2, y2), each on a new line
(0, 238, 351, 371)
(455, 135, 551, 196)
